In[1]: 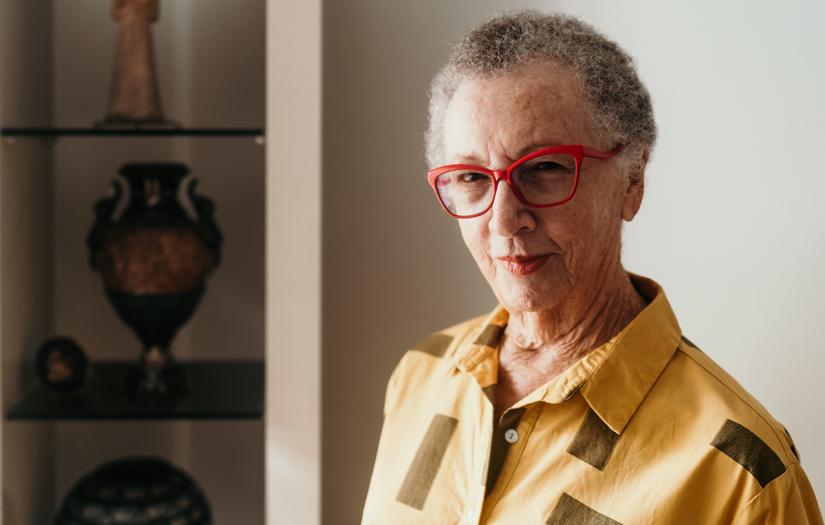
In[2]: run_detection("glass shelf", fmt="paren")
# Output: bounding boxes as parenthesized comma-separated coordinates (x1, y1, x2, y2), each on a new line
(7, 360, 264, 420)
(0, 127, 265, 138)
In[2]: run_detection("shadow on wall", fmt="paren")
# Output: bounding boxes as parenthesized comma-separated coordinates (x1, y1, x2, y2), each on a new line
(321, 0, 545, 524)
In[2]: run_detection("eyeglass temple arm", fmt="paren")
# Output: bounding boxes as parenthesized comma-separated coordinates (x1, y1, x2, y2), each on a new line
(582, 144, 624, 158)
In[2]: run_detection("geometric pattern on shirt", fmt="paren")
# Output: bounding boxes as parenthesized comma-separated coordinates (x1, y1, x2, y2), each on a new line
(396, 414, 459, 510)
(567, 409, 621, 471)
(545, 492, 622, 524)
(711, 418, 786, 487)
(411, 333, 454, 357)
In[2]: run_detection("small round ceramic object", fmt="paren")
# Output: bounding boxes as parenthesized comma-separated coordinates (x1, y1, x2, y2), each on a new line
(35, 336, 89, 392)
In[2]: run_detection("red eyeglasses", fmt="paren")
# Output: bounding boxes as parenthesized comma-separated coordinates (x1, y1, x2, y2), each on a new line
(427, 144, 623, 218)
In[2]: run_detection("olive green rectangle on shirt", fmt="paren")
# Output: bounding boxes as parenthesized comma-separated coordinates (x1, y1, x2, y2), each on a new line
(396, 414, 459, 510)
(473, 324, 505, 347)
(412, 333, 454, 357)
(546, 493, 622, 524)
(567, 409, 620, 471)
(711, 419, 786, 487)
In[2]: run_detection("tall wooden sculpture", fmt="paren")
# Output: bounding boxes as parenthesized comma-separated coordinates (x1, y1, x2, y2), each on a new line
(100, 0, 173, 127)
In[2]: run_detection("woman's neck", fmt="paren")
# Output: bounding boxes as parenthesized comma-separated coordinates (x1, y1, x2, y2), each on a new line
(501, 267, 646, 368)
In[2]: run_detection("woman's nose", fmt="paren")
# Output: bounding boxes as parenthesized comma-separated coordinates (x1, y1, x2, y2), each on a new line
(488, 179, 536, 237)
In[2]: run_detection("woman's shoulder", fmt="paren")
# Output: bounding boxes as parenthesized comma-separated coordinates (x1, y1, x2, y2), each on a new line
(652, 336, 800, 470)
(382, 313, 489, 415)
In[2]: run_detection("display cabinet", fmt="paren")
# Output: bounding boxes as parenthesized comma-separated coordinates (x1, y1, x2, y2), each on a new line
(0, 0, 315, 522)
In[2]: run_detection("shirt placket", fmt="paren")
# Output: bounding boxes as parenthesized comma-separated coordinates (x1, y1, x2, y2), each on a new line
(478, 401, 542, 524)
(454, 315, 557, 525)
(454, 333, 500, 525)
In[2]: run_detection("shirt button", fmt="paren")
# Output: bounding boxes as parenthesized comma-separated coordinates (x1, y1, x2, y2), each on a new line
(504, 428, 519, 444)
(464, 505, 479, 523)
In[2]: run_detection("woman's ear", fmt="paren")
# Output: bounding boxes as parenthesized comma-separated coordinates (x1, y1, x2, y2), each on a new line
(622, 147, 648, 222)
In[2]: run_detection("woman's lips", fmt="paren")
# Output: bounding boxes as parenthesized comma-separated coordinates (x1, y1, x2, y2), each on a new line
(496, 254, 551, 276)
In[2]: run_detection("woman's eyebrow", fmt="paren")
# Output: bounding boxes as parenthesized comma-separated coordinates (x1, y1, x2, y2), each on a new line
(453, 141, 565, 166)
(451, 152, 486, 164)
(513, 141, 563, 159)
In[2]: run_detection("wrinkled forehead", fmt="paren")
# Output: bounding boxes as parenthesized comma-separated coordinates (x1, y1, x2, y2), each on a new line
(442, 61, 598, 165)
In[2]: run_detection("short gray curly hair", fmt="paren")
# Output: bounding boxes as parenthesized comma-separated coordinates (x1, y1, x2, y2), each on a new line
(425, 11, 656, 168)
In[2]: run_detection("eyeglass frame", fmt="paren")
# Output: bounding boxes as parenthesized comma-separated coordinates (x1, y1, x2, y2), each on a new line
(426, 143, 624, 219)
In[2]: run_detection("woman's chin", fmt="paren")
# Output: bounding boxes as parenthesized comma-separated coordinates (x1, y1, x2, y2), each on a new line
(498, 285, 563, 313)
(494, 270, 571, 313)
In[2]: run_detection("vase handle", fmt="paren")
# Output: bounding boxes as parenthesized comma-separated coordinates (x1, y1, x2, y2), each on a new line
(187, 178, 223, 268)
(86, 180, 122, 270)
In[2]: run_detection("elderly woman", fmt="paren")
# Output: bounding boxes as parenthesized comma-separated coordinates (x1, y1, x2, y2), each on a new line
(362, 12, 822, 525)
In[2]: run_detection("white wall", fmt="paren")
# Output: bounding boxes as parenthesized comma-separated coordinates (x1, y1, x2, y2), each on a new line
(553, 0, 825, 503)
(323, 0, 824, 522)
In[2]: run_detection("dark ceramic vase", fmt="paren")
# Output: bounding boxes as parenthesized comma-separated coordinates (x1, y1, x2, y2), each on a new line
(87, 162, 221, 396)
(55, 456, 212, 524)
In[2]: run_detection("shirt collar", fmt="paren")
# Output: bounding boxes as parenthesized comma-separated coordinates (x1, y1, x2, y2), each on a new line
(449, 274, 681, 435)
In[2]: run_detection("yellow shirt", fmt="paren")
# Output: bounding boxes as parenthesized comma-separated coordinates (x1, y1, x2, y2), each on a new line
(362, 275, 823, 524)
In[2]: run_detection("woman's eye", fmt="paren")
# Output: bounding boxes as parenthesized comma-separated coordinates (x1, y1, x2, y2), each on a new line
(535, 162, 563, 171)
(458, 172, 487, 183)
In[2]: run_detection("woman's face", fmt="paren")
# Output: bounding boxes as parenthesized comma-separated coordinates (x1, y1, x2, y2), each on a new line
(441, 61, 644, 314)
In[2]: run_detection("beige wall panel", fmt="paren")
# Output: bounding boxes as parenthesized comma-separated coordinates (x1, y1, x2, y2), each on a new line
(266, 0, 322, 523)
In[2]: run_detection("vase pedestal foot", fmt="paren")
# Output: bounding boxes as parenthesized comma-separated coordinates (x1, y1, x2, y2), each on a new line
(122, 345, 189, 397)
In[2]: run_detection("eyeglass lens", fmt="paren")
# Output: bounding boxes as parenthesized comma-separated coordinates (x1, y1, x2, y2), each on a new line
(435, 152, 578, 216)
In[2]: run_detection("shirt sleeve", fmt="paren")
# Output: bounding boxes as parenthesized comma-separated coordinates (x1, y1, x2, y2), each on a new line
(731, 462, 824, 524)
